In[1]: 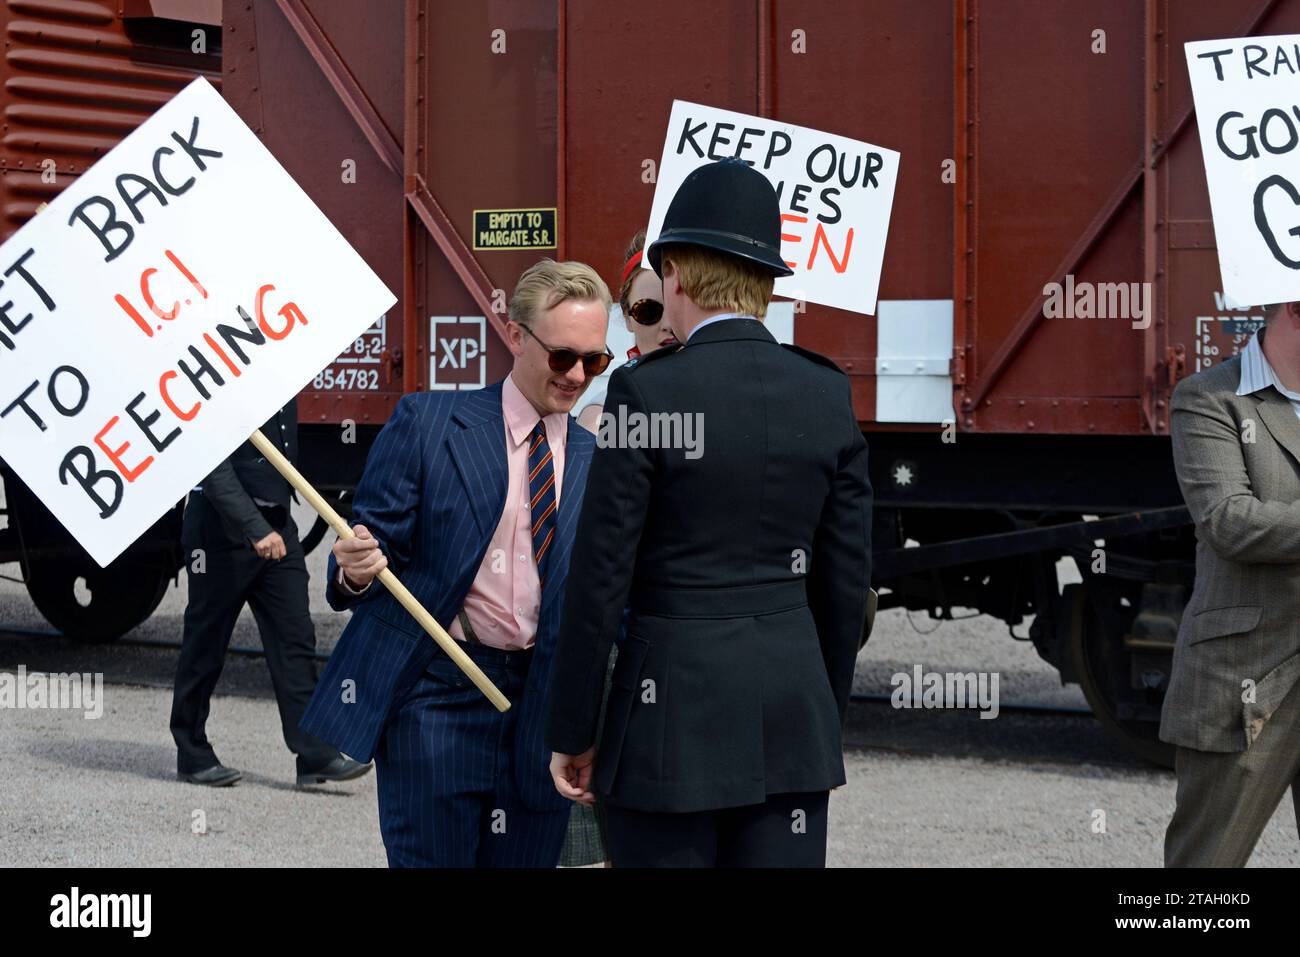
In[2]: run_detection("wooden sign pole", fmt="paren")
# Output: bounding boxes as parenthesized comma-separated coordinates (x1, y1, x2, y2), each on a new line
(249, 429, 510, 713)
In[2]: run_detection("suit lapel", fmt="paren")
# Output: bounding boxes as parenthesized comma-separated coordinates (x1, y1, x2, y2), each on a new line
(446, 384, 508, 538)
(1255, 389, 1300, 468)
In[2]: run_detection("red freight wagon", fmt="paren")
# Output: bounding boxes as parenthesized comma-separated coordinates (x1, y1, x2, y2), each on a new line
(1, 0, 1286, 763)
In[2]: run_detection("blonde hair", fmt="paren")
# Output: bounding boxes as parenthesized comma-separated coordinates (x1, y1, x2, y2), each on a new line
(509, 259, 611, 326)
(659, 244, 774, 318)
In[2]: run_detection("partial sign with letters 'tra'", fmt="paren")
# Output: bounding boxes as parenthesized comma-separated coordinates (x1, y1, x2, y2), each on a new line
(0, 77, 396, 566)
(1187, 34, 1300, 306)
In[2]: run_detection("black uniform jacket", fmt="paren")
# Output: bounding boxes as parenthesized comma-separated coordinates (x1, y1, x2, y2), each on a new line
(197, 401, 298, 547)
(545, 317, 873, 813)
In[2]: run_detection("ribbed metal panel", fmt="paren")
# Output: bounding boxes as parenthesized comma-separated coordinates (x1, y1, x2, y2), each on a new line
(0, 0, 219, 238)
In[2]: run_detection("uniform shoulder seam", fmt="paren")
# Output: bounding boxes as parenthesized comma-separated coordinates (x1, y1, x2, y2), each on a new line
(781, 342, 846, 374)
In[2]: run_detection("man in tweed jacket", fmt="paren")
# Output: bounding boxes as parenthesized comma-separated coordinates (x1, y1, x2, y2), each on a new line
(1162, 301, 1300, 866)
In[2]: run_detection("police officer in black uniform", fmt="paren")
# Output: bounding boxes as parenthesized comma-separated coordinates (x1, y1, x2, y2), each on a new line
(545, 159, 873, 866)
(170, 400, 371, 787)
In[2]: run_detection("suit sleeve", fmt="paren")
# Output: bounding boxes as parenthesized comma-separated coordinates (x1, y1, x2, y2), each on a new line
(1171, 378, 1300, 564)
(545, 369, 655, 755)
(807, 374, 872, 723)
(325, 394, 425, 611)
(202, 456, 272, 546)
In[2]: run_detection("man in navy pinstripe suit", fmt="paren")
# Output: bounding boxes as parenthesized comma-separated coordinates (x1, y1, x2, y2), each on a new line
(300, 260, 612, 867)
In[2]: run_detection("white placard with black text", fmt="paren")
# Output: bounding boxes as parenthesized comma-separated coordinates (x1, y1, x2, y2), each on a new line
(644, 100, 899, 316)
(1187, 35, 1300, 306)
(0, 77, 396, 566)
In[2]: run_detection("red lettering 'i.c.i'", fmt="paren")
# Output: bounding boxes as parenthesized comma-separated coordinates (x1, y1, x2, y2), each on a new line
(114, 249, 207, 338)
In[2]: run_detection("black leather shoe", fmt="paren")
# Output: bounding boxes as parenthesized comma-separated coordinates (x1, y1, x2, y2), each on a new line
(178, 764, 242, 787)
(296, 756, 372, 787)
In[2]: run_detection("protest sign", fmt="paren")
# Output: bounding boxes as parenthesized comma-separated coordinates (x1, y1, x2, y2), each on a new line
(0, 77, 395, 568)
(643, 101, 899, 315)
(1186, 35, 1300, 306)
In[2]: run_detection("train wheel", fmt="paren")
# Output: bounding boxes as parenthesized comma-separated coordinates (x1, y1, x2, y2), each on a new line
(26, 556, 173, 643)
(1063, 582, 1175, 768)
(6, 472, 183, 643)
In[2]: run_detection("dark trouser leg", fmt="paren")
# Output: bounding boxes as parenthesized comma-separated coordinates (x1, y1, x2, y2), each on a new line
(476, 662, 569, 868)
(244, 525, 336, 773)
(170, 505, 254, 774)
(605, 803, 719, 867)
(716, 790, 829, 867)
(1165, 677, 1300, 867)
(374, 669, 484, 868)
(375, 648, 554, 868)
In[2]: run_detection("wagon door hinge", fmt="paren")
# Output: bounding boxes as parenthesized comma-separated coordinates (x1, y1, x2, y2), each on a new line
(1164, 343, 1187, 387)
(382, 346, 404, 385)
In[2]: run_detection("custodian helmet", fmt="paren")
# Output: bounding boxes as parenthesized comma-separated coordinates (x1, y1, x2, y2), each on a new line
(646, 157, 794, 279)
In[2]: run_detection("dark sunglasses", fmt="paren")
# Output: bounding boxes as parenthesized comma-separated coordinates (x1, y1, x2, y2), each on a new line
(627, 298, 664, 326)
(519, 323, 613, 376)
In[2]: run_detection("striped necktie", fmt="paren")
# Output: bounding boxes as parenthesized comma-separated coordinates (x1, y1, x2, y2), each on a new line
(528, 420, 557, 584)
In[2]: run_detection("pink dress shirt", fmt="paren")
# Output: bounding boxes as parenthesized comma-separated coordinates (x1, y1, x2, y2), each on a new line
(448, 373, 567, 650)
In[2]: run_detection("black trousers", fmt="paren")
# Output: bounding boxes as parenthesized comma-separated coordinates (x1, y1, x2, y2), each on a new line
(170, 495, 337, 775)
(605, 790, 830, 867)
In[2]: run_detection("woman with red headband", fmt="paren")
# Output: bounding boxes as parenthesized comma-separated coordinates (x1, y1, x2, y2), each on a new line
(573, 230, 679, 432)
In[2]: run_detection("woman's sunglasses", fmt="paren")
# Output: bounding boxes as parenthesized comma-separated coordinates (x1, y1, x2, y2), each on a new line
(520, 323, 614, 376)
(627, 298, 664, 326)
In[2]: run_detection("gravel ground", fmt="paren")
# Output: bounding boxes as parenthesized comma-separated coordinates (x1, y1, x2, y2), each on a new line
(1, 502, 1296, 867)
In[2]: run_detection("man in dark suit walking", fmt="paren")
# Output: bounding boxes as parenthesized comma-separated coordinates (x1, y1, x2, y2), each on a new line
(301, 260, 612, 867)
(545, 158, 873, 867)
(170, 399, 370, 787)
